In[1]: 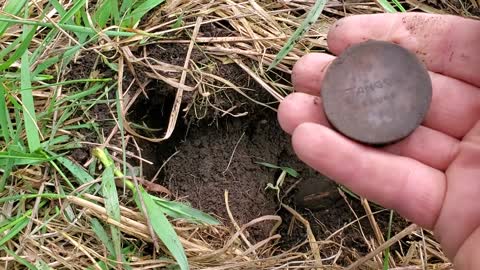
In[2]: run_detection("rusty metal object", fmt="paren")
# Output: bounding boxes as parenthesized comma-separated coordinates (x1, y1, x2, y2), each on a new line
(321, 40, 432, 145)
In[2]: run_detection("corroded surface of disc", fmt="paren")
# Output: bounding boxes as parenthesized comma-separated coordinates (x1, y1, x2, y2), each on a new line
(321, 40, 432, 145)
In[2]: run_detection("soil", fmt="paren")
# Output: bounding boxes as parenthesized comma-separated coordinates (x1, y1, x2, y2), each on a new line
(66, 23, 412, 266)
(121, 62, 411, 265)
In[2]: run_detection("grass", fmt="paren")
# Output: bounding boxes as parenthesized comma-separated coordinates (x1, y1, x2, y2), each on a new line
(258, 162, 300, 202)
(0, 0, 474, 269)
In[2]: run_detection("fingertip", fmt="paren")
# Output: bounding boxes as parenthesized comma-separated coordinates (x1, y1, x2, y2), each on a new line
(326, 13, 400, 55)
(327, 15, 368, 55)
(292, 53, 335, 95)
(277, 94, 298, 134)
(327, 17, 350, 55)
(277, 93, 329, 134)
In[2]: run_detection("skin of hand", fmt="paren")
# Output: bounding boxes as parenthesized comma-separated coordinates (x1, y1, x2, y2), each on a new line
(277, 12, 480, 269)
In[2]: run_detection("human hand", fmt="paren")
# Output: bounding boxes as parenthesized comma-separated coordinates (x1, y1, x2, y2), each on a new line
(278, 12, 480, 269)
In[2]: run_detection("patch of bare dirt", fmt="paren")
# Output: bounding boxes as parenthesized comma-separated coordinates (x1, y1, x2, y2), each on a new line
(64, 32, 412, 267)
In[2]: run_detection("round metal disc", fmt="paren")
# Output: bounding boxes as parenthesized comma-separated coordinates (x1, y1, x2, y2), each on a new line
(321, 40, 432, 145)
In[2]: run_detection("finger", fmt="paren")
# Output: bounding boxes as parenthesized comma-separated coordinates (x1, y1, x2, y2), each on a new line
(327, 12, 480, 86)
(279, 92, 460, 170)
(424, 73, 480, 138)
(434, 120, 480, 258)
(277, 92, 330, 134)
(291, 53, 480, 138)
(291, 53, 334, 96)
(454, 226, 480, 270)
(291, 123, 446, 229)
(381, 126, 459, 171)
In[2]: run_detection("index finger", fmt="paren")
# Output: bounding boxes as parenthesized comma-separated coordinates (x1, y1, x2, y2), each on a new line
(327, 12, 480, 87)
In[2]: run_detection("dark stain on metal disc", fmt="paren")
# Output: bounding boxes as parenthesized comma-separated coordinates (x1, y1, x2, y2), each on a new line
(321, 40, 432, 145)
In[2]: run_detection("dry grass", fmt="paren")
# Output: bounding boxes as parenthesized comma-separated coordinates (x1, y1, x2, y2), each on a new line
(0, 0, 474, 269)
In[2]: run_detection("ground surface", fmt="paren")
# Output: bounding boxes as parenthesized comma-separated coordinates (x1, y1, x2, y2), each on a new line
(101, 49, 409, 265)
(1, 0, 474, 269)
(66, 44, 411, 266)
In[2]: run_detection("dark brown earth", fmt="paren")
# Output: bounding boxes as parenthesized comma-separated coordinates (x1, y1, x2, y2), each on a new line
(66, 23, 412, 266)
(129, 81, 410, 264)
(120, 59, 411, 265)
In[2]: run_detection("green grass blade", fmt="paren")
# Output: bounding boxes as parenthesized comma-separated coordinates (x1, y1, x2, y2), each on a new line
(91, 218, 132, 269)
(0, 158, 14, 192)
(0, 83, 11, 142)
(94, 0, 112, 27)
(376, 0, 397, 12)
(62, 0, 87, 23)
(20, 25, 41, 153)
(137, 187, 188, 270)
(95, 0, 120, 28)
(46, 106, 75, 143)
(171, 14, 184, 29)
(152, 197, 220, 225)
(256, 162, 281, 170)
(0, 150, 50, 166)
(0, 0, 29, 36)
(2, 247, 38, 270)
(268, 0, 327, 71)
(0, 36, 22, 61)
(62, 123, 98, 130)
(93, 147, 188, 269)
(377, 0, 405, 12)
(256, 162, 299, 177)
(59, 82, 106, 103)
(42, 134, 71, 149)
(30, 0, 87, 61)
(283, 167, 299, 178)
(91, 218, 115, 255)
(35, 260, 53, 270)
(47, 159, 75, 191)
(54, 155, 95, 186)
(391, 0, 406, 11)
(383, 210, 395, 270)
(0, 215, 26, 233)
(10, 99, 23, 143)
(2, 73, 52, 82)
(33, 44, 84, 77)
(101, 165, 122, 264)
(49, 0, 67, 17)
(115, 88, 127, 178)
(53, 0, 87, 25)
(120, 0, 134, 14)
(0, 17, 137, 37)
(121, 0, 165, 27)
(0, 215, 29, 246)
(0, 26, 36, 72)
(25, 79, 109, 92)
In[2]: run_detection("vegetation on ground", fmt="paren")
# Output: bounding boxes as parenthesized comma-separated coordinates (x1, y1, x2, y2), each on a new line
(0, 0, 477, 269)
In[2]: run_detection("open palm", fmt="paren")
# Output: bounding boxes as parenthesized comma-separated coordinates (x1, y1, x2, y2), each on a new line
(278, 13, 480, 269)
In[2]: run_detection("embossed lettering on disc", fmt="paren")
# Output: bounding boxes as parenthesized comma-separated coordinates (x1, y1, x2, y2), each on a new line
(321, 40, 432, 145)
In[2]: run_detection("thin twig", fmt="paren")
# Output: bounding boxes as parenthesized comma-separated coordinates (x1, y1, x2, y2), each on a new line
(223, 131, 245, 174)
